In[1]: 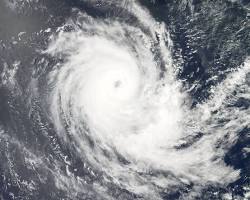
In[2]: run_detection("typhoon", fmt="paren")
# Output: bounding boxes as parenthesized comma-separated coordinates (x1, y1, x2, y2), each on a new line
(45, 1, 249, 199)
(0, 0, 249, 200)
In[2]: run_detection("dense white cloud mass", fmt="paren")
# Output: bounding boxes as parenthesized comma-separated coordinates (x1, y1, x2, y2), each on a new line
(45, 1, 250, 199)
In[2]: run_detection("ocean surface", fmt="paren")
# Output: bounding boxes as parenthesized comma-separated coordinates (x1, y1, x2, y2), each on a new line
(0, 0, 249, 199)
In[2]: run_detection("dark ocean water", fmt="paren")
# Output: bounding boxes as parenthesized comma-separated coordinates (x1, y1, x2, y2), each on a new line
(0, 0, 249, 200)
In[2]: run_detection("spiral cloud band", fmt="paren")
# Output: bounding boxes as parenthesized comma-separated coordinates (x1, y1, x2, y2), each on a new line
(44, 2, 249, 199)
